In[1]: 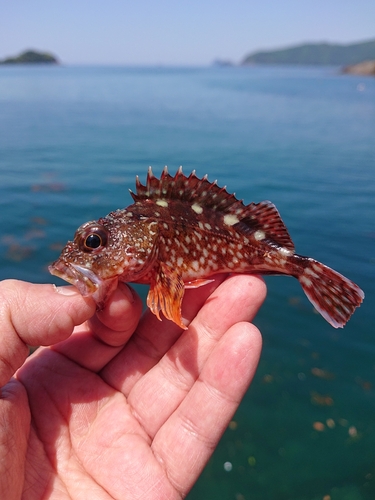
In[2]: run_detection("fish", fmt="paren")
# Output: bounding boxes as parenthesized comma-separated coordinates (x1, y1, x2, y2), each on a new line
(49, 167, 364, 329)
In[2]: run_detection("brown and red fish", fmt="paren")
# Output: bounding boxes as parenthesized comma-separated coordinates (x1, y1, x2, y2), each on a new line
(49, 167, 364, 329)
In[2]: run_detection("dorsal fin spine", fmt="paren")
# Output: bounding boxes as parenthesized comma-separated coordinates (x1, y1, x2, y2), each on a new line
(132, 167, 294, 250)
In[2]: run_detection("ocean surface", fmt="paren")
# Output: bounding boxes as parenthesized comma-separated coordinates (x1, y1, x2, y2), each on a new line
(0, 64, 374, 500)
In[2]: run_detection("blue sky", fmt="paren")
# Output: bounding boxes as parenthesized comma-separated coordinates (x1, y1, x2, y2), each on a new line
(1, 0, 374, 65)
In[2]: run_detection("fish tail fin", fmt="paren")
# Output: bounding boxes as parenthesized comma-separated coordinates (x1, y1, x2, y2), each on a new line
(297, 258, 364, 328)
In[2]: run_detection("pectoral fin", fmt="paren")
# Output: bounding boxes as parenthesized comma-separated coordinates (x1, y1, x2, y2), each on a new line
(184, 278, 215, 289)
(147, 263, 187, 329)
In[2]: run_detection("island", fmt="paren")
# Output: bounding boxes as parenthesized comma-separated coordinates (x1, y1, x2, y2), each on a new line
(0, 50, 59, 65)
(241, 39, 375, 66)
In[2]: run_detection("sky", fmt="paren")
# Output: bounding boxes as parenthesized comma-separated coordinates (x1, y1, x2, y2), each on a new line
(1, 0, 375, 65)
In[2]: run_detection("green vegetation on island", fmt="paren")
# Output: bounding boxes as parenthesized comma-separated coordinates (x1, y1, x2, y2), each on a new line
(242, 39, 375, 66)
(0, 50, 59, 65)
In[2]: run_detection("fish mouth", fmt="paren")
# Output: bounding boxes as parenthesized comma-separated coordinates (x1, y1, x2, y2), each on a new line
(49, 261, 102, 296)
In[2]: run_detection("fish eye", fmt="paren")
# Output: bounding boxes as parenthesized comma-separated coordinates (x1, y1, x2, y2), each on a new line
(85, 233, 103, 249)
(78, 224, 109, 252)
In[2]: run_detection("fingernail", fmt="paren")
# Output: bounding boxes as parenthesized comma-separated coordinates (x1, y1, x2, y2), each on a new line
(54, 285, 80, 296)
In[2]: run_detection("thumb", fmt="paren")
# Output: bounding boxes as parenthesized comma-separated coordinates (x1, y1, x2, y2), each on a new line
(0, 279, 95, 387)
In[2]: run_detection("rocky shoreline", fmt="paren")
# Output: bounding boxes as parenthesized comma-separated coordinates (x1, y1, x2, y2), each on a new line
(342, 60, 375, 76)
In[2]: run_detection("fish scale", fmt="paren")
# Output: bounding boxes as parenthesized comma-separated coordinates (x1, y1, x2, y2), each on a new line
(49, 166, 364, 329)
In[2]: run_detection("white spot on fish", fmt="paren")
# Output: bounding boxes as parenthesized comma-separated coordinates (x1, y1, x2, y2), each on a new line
(254, 230, 266, 241)
(223, 214, 239, 226)
(177, 256, 183, 267)
(192, 203, 203, 214)
(278, 247, 293, 257)
(311, 262, 322, 274)
(156, 199, 168, 207)
(300, 275, 312, 288)
(192, 260, 200, 271)
(305, 267, 319, 278)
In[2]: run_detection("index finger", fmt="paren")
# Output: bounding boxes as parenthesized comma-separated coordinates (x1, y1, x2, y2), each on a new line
(0, 280, 95, 387)
(52, 282, 143, 372)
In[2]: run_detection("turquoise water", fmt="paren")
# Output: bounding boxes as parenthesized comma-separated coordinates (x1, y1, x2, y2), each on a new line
(1, 65, 374, 499)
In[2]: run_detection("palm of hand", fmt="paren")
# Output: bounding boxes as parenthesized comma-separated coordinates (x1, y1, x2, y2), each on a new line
(1, 275, 265, 499)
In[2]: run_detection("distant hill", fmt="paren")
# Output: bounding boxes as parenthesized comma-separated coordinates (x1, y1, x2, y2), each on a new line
(0, 50, 59, 65)
(242, 39, 375, 66)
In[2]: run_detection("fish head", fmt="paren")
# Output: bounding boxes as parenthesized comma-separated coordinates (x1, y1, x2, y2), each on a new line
(49, 217, 155, 303)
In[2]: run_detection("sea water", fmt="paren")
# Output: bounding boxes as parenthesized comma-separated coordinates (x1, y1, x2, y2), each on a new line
(0, 64, 374, 500)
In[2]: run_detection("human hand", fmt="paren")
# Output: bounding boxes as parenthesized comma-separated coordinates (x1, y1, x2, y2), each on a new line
(0, 274, 266, 499)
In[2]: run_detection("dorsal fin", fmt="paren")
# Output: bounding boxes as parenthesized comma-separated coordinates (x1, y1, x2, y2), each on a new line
(239, 201, 295, 251)
(130, 167, 294, 251)
(130, 166, 244, 214)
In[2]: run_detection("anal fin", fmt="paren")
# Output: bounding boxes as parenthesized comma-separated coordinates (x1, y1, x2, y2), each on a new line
(147, 262, 187, 329)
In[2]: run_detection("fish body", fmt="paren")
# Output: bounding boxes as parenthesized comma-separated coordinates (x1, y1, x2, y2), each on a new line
(49, 167, 364, 329)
